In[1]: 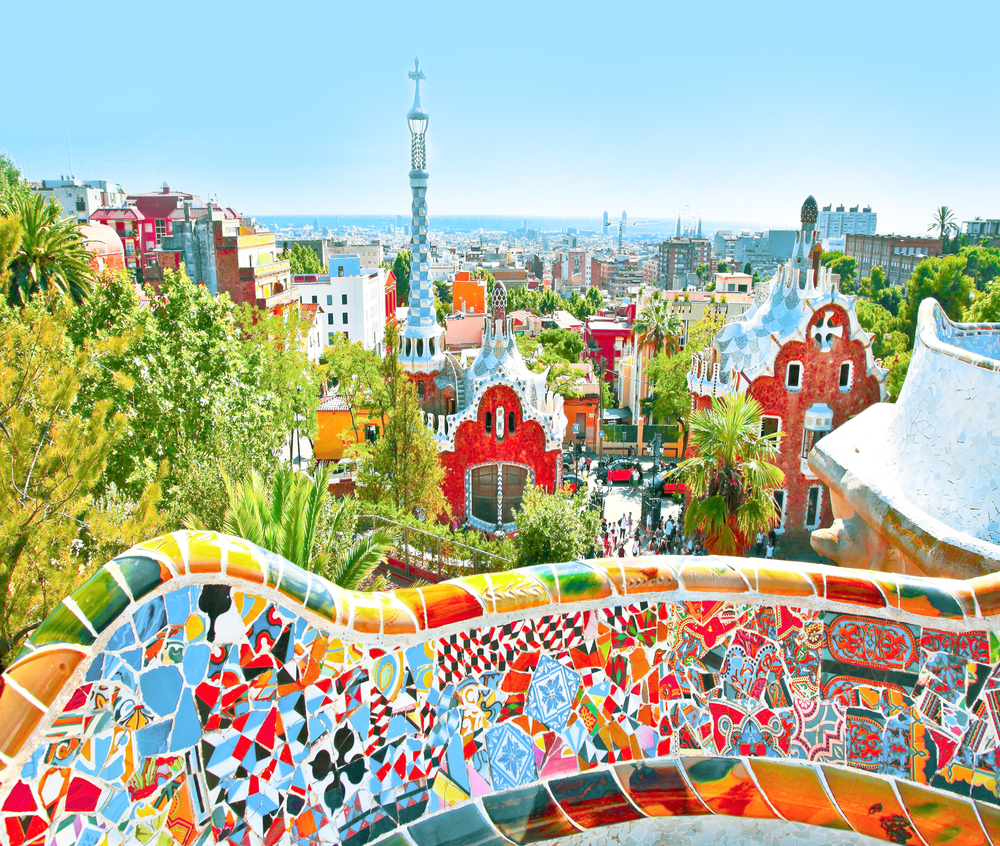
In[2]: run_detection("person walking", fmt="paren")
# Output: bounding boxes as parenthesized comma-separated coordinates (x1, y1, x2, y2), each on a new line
(755, 531, 765, 558)
(646, 511, 652, 538)
(765, 541, 775, 560)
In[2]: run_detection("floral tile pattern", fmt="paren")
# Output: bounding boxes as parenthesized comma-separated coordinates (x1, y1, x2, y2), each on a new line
(3, 532, 1000, 846)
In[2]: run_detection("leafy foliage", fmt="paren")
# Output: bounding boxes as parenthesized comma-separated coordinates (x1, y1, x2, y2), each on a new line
(67, 267, 323, 525)
(821, 251, 858, 292)
(349, 325, 446, 519)
(200, 464, 393, 590)
(633, 296, 683, 356)
(928, 205, 958, 239)
(0, 153, 32, 208)
(513, 485, 599, 567)
(2, 193, 95, 307)
(674, 393, 784, 556)
(280, 243, 324, 275)
(393, 250, 411, 305)
(0, 302, 162, 665)
(899, 255, 974, 343)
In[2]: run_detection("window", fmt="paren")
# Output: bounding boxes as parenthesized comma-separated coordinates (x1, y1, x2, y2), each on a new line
(760, 415, 781, 451)
(342, 313, 349, 324)
(785, 362, 801, 390)
(470, 465, 499, 525)
(508, 411, 516, 435)
(839, 361, 853, 391)
(484, 411, 492, 434)
(342, 294, 348, 305)
(495, 405, 506, 441)
(76, 200, 86, 212)
(337, 265, 345, 277)
(328, 314, 334, 325)
(417, 381, 424, 400)
(805, 486, 822, 528)
(326, 295, 333, 306)
(772, 490, 787, 528)
(365, 424, 379, 443)
(501, 465, 528, 524)
(312, 296, 317, 304)
(154, 219, 166, 242)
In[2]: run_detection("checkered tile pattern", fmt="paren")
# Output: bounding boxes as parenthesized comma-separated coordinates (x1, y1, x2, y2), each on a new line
(407, 183, 435, 329)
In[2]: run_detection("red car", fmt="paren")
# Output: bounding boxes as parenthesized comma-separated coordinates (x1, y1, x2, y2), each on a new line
(653, 469, 686, 497)
(603, 459, 640, 484)
(561, 473, 585, 493)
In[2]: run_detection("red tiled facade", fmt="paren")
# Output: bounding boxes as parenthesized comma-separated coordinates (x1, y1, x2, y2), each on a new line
(440, 385, 559, 520)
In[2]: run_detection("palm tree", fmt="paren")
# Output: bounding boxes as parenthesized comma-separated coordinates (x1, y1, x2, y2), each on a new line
(928, 206, 958, 240)
(188, 465, 394, 590)
(633, 298, 684, 357)
(672, 393, 784, 557)
(2, 193, 95, 307)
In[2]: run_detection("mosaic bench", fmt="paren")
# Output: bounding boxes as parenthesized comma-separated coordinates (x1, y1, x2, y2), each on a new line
(3, 531, 1000, 846)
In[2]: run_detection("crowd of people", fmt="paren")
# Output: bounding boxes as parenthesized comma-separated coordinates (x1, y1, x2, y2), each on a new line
(591, 510, 710, 558)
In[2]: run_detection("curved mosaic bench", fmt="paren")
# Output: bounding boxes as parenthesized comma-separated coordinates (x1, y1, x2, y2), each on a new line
(3, 532, 1000, 846)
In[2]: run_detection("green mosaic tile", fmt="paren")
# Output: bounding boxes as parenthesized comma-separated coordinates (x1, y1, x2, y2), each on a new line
(114, 555, 166, 601)
(71, 567, 130, 634)
(28, 602, 96, 649)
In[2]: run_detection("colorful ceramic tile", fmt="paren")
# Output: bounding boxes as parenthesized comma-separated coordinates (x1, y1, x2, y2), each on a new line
(822, 765, 924, 844)
(613, 760, 709, 817)
(481, 785, 578, 843)
(408, 805, 503, 846)
(748, 759, 850, 829)
(548, 770, 642, 828)
(681, 756, 781, 819)
(895, 780, 989, 846)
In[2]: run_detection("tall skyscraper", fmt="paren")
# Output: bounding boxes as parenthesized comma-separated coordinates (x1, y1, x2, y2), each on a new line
(400, 58, 446, 375)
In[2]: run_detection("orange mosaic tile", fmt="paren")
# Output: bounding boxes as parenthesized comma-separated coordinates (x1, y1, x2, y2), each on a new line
(747, 760, 850, 830)
(753, 567, 818, 599)
(6, 647, 86, 709)
(0, 684, 46, 760)
(894, 781, 989, 846)
(613, 560, 680, 596)
(682, 757, 780, 820)
(677, 560, 753, 594)
(821, 766, 926, 845)
(419, 583, 485, 629)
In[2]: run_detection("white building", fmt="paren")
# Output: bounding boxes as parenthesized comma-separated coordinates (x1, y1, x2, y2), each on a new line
(32, 178, 127, 224)
(329, 240, 383, 269)
(297, 260, 388, 354)
(818, 204, 876, 241)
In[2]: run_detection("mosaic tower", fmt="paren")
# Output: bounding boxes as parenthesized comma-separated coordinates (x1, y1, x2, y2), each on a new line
(400, 57, 446, 374)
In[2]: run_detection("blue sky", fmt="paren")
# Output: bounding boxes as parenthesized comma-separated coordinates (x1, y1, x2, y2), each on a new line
(4, 0, 997, 234)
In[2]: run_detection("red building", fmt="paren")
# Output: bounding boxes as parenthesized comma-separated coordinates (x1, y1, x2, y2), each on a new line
(90, 184, 202, 276)
(687, 196, 887, 554)
(584, 316, 633, 396)
(405, 282, 567, 531)
(80, 223, 126, 276)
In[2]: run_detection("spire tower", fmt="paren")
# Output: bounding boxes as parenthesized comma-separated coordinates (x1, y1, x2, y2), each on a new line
(400, 57, 446, 374)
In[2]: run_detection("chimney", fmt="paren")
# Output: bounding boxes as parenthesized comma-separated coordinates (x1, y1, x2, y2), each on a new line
(162, 183, 170, 194)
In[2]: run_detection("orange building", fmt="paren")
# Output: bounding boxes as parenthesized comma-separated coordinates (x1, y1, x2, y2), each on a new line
(314, 394, 383, 462)
(561, 362, 601, 452)
(452, 272, 486, 314)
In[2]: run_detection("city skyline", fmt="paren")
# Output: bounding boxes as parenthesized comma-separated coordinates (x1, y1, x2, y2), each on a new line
(4, 0, 997, 236)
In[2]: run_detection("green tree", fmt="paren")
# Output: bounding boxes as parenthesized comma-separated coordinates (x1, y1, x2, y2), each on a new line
(674, 393, 784, 556)
(695, 263, 708, 284)
(928, 205, 958, 240)
(280, 243, 324, 275)
(513, 484, 599, 567)
(855, 299, 907, 360)
(352, 325, 446, 518)
(68, 267, 322, 523)
(536, 328, 583, 362)
(648, 310, 728, 455)
(898, 255, 974, 342)
(717, 262, 729, 273)
(0, 152, 32, 208)
(0, 302, 163, 665)
(967, 266, 1000, 323)
(393, 250, 411, 305)
(884, 349, 912, 402)
(743, 262, 752, 275)
(633, 297, 683, 356)
(2, 193, 95, 307)
(203, 464, 393, 589)
(821, 250, 859, 292)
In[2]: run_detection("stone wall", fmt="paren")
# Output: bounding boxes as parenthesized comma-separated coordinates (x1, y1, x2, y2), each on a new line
(3, 532, 1000, 846)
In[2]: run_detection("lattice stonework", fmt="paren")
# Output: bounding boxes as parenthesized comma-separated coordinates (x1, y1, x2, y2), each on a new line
(408, 183, 434, 328)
